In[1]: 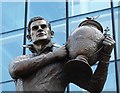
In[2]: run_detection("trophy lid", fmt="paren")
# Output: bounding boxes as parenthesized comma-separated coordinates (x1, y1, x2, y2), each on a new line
(78, 17, 103, 33)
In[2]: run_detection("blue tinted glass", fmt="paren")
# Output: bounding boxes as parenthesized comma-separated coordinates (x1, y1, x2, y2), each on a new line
(2, 81, 15, 91)
(28, 2, 66, 22)
(114, 7, 120, 59)
(51, 20, 66, 46)
(1, 30, 23, 83)
(69, 83, 82, 91)
(113, 0, 120, 7)
(103, 62, 116, 91)
(92, 62, 116, 91)
(2, 2, 25, 32)
(69, 0, 110, 16)
(118, 60, 120, 91)
(114, 7, 120, 91)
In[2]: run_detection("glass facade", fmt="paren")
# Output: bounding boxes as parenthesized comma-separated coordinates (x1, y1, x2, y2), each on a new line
(1, 0, 120, 92)
(2, 2, 25, 32)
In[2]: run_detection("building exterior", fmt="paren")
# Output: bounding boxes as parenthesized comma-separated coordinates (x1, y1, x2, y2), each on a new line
(0, 0, 120, 92)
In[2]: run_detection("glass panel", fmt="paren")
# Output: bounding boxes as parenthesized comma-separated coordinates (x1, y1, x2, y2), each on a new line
(113, 0, 120, 7)
(51, 20, 66, 46)
(70, 83, 83, 91)
(0, 46, 2, 93)
(2, 82, 15, 91)
(2, 2, 25, 33)
(69, 0, 110, 17)
(116, 3, 120, 91)
(0, 2, 1, 34)
(114, 7, 120, 59)
(118, 60, 120, 92)
(117, 7, 120, 91)
(1, 30, 23, 83)
(28, 1, 66, 22)
(92, 62, 116, 91)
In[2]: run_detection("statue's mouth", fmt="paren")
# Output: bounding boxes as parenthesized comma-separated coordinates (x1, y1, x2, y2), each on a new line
(37, 32, 46, 37)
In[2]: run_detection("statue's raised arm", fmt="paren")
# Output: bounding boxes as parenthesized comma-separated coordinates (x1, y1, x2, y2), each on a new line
(64, 18, 115, 92)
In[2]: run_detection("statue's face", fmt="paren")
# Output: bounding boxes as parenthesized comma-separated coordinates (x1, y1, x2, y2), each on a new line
(30, 20, 52, 43)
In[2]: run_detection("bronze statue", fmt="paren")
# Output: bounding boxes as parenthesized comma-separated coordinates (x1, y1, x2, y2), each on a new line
(9, 16, 115, 93)
(9, 17, 69, 92)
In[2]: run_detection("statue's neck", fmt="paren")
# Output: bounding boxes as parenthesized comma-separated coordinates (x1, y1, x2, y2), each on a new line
(33, 41, 53, 54)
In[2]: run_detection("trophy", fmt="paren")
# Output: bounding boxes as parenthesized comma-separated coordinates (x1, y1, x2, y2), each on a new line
(64, 18, 105, 82)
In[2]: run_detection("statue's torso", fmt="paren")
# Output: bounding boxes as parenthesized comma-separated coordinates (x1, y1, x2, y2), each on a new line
(15, 54, 68, 92)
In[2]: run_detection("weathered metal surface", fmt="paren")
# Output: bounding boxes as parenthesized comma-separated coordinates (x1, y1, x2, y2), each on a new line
(64, 20, 104, 81)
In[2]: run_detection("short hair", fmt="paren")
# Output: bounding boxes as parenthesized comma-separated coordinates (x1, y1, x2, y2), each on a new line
(28, 16, 51, 35)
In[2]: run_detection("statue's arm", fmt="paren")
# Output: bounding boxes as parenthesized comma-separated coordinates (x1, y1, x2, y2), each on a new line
(9, 46, 67, 79)
(76, 61, 109, 93)
(75, 35, 115, 93)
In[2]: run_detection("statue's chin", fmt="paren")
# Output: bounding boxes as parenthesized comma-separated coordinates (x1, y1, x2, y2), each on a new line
(34, 36, 47, 42)
(33, 38, 50, 44)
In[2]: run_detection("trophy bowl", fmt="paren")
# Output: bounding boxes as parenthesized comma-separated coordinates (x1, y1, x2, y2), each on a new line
(64, 19, 105, 82)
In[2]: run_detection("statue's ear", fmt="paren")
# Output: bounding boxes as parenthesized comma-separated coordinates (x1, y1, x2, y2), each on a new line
(27, 35, 32, 41)
(51, 31, 54, 38)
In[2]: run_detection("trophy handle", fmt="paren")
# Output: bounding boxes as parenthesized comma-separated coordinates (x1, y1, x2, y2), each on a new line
(64, 55, 93, 82)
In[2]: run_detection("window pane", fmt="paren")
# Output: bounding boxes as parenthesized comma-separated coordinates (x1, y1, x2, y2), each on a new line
(113, 0, 120, 7)
(28, 2, 66, 22)
(115, 6, 120, 92)
(70, 83, 82, 91)
(51, 20, 66, 46)
(2, 2, 25, 33)
(118, 60, 120, 92)
(69, 0, 110, 17)
(92, 62, 116, 91)
(114, 7, 120, 59)
(2, 82, 15, 91)
(103, 62, 116, 91)
(1, 29, 23, 84)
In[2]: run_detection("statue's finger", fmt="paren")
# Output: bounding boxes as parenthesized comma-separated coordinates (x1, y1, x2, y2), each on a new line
(103, 40, 112, 46)
(104, 37, 115, 44)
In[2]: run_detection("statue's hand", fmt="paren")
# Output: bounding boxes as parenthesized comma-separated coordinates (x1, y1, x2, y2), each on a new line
(102, 35, 115, 54)
(99, 35, 115, 62)
(53, 46, 68, 59)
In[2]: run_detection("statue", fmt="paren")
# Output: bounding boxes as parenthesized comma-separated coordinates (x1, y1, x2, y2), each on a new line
(9, 16, 69, 92)
(9, 16, 115, 93)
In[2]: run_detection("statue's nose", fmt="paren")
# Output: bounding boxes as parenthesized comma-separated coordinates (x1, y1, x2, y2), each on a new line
(37, 29, 43, 32)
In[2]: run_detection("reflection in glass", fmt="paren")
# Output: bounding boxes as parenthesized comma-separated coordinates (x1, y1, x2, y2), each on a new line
(1, 30, 23, 82)
(28, 2, 66, 22)
(51, 20, 66, 46)
(69, 0, 110, 16)
(2, 2, 25, 32)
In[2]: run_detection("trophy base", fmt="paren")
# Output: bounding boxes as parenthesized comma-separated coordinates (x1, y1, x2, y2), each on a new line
(64, 55, 93, 82)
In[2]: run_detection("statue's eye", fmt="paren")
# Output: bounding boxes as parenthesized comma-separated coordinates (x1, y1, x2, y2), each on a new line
(41, 24, 47, 29)
(32, 26, 39, 30)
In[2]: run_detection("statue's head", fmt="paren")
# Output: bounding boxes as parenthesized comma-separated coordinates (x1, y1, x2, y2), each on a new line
(27, 16, 54, 44)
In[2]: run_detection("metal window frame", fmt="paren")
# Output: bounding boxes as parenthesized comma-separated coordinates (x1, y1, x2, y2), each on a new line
(0, 1, 120, 93)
